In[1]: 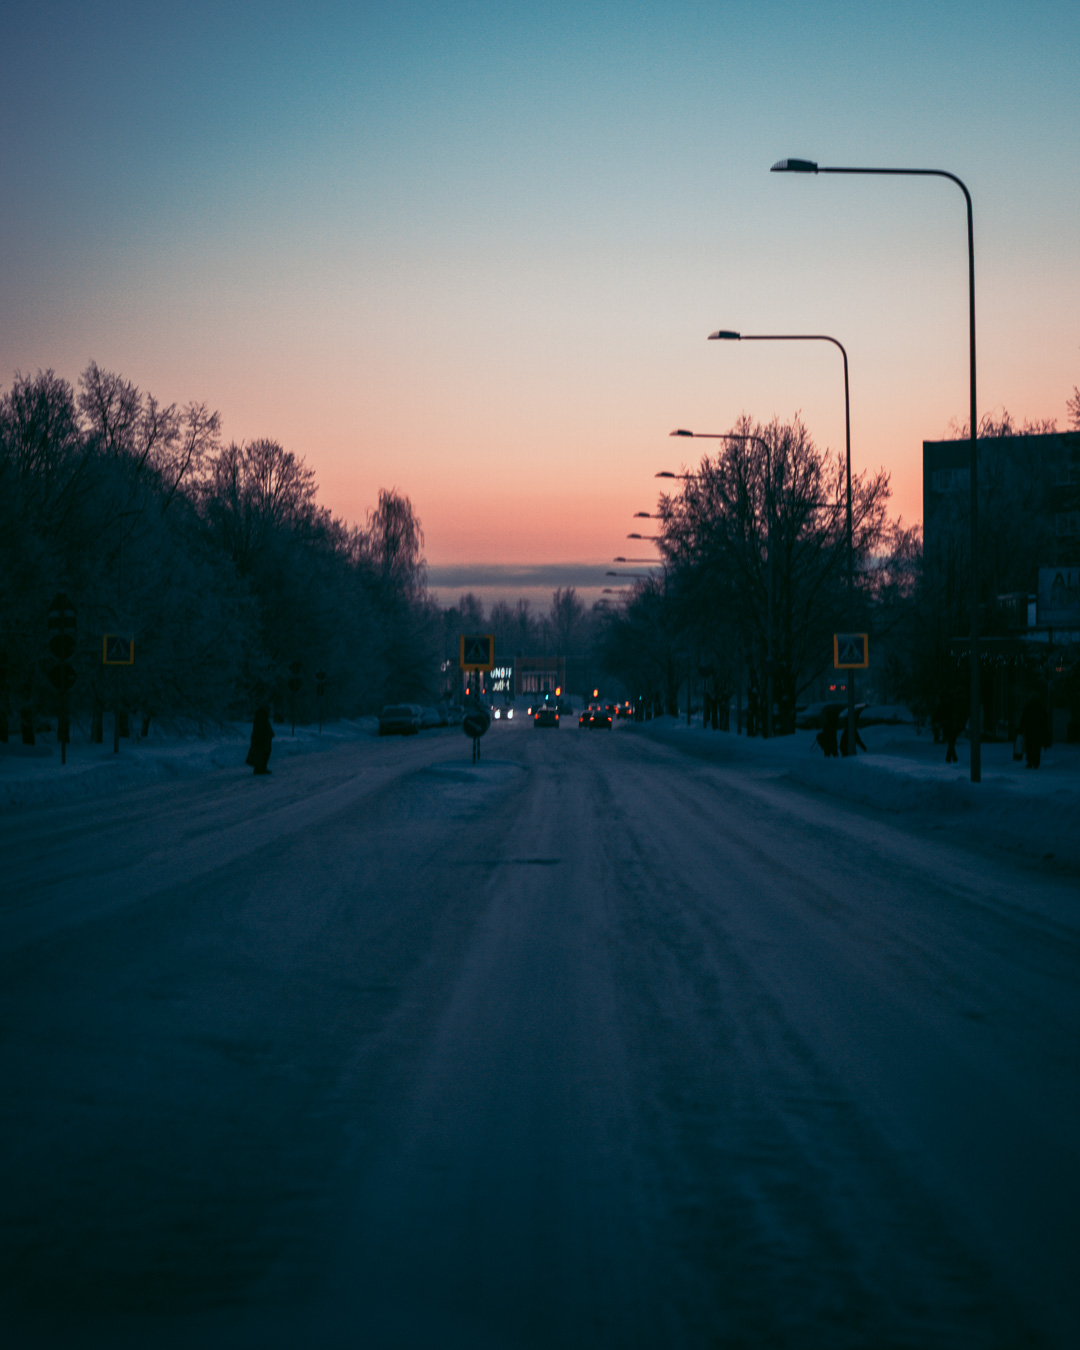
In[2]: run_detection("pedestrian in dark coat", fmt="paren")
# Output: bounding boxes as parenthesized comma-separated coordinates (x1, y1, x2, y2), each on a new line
(246, 706, 274, 774)
(1018, 696, 1050, 769)
(935, 692, 962, 764)
(815, 705, 840, 758)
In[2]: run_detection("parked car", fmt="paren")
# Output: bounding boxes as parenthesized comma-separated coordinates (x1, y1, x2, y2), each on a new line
(794, 701, 847, 731)
(419, 706, 444, 729)
(378, 704, 422, 735)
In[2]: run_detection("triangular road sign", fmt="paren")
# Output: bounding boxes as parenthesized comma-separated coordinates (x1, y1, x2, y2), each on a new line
(459, 634, 494, 670)
(833, 632, 868, 669)
(103, 634, 135, 665)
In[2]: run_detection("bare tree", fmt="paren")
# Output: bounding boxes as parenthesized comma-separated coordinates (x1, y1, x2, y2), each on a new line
(660, 415, 892, 732)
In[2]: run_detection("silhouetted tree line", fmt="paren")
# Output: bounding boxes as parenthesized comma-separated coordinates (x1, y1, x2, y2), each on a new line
(600, 415, 914, 733)
(0, 364, 440, 736)
(601, 399, 1079, 734)
(442, 587, 593, 668)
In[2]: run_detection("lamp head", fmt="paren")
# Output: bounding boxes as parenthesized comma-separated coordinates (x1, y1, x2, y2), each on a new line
(708, 330, 741, 341)
(771, 158, 818, 173)
(669, 429, 693, 437)
(655, 471, 676, 478)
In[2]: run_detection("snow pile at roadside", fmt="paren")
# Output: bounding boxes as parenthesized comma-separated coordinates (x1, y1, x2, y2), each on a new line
(647, 718, 1080, 872)
(0, 718, 378, 809)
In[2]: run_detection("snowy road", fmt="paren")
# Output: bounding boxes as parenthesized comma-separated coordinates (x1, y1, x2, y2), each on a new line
(2, 720, 1077, 1347)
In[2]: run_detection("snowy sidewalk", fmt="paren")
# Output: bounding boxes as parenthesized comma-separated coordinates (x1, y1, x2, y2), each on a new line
(0, 718, 379, 809)
(642, 717, 1080, 874)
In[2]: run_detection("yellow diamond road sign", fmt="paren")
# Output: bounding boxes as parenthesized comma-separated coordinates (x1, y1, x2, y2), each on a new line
(103, 634, 135, 665)
(459, 634, 494, 671)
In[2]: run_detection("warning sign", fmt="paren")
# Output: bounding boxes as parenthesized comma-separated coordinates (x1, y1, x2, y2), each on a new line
(103, 634, 135, 665)
(459, 634, 495, 671)
(833, 633, 868, 669)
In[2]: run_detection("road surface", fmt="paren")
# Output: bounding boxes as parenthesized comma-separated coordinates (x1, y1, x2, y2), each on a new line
(2, 719, 1077, 1347)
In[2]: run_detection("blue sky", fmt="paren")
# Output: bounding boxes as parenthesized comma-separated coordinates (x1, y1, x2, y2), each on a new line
(2, 1, 1077, 582)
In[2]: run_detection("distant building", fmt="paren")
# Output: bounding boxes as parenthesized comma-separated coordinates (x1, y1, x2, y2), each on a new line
(515, 656, 565, 698)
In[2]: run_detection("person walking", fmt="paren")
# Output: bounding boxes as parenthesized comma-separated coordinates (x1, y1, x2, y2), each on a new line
(1018, 696, 1050, 770)
(246, 706, 274, 775)
(816, 705, 840, 758)
(935, 691, 962, 764)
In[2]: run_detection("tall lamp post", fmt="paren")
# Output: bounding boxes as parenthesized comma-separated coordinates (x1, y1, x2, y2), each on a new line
(704, 333, 859, 753)
(771, 157, 981, 781)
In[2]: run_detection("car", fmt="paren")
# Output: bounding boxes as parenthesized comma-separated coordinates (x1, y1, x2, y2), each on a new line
(534, 706, 559, 728)
(419, 706, 445, 729)
(492, 706, 516, 721)
(379, 704, 422, 735)
(580, 705, 612, 729)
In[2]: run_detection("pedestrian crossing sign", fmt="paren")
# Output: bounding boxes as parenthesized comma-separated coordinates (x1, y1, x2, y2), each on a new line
(459, 634, 495, 671)
(103, 634, 135, 665)
(833, 633, 868, 669)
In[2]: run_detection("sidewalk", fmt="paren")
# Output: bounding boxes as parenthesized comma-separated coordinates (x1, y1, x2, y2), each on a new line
(0, 718, 378, 810)
(643, 717, 1080, 874)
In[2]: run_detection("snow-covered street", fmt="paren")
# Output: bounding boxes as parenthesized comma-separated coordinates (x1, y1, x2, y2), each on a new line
(2, 718, 1077, 1347)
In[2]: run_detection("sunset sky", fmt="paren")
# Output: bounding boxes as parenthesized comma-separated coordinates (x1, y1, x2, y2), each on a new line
(2, 1, 1077, 605)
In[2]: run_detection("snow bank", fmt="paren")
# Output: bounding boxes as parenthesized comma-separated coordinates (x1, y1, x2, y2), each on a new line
(644, 718, 1080, 872)
(0, 717, 379, 809)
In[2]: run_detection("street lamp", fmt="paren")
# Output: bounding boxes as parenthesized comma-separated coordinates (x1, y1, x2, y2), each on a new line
(706, 332, 859, 754)
(771, 156, 982, 782)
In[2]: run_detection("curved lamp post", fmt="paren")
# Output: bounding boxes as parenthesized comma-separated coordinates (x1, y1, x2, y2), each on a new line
(772, 157, 981, 781)
(704, 334, 858, 753)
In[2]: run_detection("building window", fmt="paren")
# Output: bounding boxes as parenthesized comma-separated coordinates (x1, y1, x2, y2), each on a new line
(1052, 460, 1080, 486)
(931, 468, 965, 493)
(1055, 511, 1080, 537)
